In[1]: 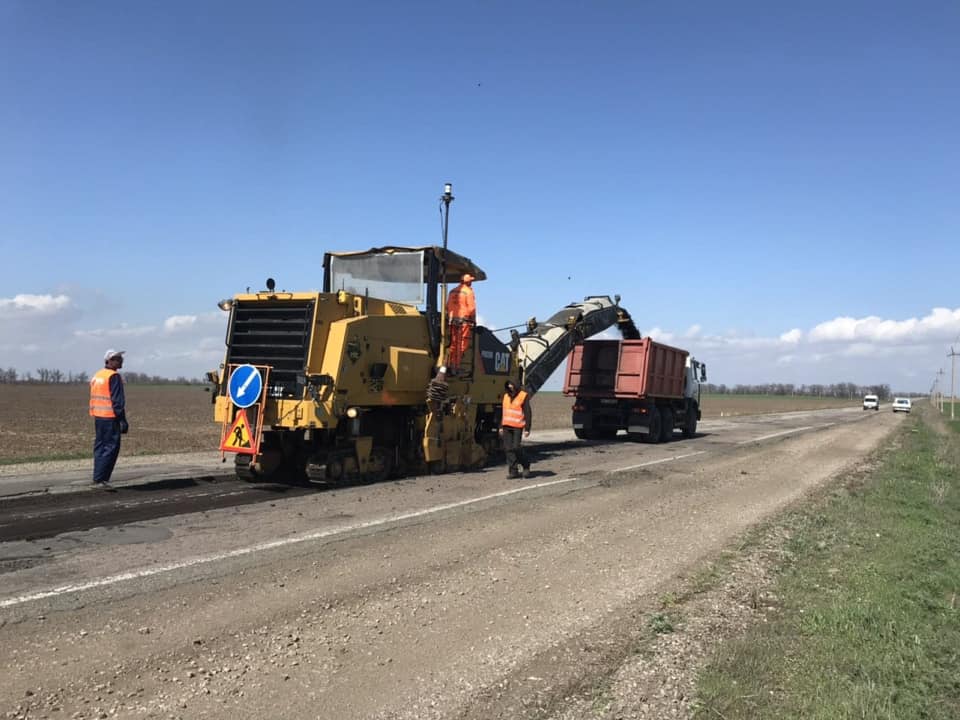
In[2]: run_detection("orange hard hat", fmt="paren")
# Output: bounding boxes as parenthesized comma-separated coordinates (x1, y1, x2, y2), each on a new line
(462, 273, 475, 283)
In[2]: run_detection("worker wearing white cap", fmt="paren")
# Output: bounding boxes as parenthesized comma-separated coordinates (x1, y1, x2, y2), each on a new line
(88, 349, 129, 489)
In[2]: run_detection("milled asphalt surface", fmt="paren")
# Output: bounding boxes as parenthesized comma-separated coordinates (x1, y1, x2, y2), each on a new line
(0, 451, 238, 497)
(0, 430, 582, 499)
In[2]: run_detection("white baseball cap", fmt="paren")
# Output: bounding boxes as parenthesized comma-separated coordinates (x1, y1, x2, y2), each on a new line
(104, 349, 125, 361)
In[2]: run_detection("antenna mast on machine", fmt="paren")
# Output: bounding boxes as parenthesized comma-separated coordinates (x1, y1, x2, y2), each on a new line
(439, 183, 454, 366)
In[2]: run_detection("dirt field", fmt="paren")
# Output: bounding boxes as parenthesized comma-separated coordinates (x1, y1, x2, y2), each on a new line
(698, 392, 859, 417)
(0, 385, 858, 464)
(0, 385, 219, 463)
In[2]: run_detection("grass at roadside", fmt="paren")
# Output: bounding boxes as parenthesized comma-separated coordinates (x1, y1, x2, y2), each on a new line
(694, 409, 960, 719)
(939, 401, 960, 434)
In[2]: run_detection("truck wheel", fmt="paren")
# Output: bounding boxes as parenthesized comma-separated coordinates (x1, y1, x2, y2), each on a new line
(642, 408, 661, 443)
(574, 428, 590, 440)
(659, 409, 674, 442)
(682, 409, 698, 438)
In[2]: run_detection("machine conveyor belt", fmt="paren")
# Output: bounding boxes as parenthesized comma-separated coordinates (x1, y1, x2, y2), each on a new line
(513, 295, 640, 395)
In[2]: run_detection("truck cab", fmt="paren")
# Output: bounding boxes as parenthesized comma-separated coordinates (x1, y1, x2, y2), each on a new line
(686, 357, 707, 402)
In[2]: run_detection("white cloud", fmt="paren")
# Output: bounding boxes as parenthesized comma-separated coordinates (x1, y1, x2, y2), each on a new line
(0, 289, 227, 379)
(808, 307, 960, 345)
(74, 324, 158, 339)
(0, 293, 72, 317)
(638, 306, 960, 393)
(164, 315, 198, 332)
(840, 343, 875, 357)
(644, 327, 674, 343)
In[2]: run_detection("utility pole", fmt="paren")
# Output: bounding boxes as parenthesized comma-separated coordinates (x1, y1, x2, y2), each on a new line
(949, 347, 959, 420)
(936, 368, 945, 412)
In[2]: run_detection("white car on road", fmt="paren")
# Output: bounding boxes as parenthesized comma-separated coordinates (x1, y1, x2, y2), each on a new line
(892, 397, 912, 413)
(862, 394, 879, 411)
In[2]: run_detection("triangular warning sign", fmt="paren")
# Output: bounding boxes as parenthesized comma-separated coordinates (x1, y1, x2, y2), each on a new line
(221, 408, 257, 454)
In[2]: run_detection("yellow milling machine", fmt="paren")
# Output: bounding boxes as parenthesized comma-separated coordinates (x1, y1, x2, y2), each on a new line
(209, 189, 639, 484)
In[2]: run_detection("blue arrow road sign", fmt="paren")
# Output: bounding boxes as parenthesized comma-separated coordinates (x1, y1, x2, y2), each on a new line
(228, 364, 263, 409)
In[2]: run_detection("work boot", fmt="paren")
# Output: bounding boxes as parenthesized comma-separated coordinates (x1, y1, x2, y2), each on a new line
(521, 467, 531, 479)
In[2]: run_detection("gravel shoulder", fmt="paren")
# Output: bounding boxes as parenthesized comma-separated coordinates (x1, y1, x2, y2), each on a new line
(0, 414, 898, 720)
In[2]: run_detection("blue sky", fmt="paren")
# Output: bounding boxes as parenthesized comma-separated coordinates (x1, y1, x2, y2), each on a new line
(1, 0, 957, 392)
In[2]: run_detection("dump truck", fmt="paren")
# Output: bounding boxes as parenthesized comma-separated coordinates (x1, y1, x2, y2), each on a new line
(209, 225, 641, 483)
(563, 338, 707, 442)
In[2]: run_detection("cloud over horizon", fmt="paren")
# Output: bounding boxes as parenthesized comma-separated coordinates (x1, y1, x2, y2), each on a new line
(1, 291, 956, 391)
(807, 308, 960, 344)
(642, 306, 959, 392)
(0, 293, 72, 317)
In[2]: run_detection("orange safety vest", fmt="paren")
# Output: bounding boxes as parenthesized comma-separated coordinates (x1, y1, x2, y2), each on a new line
(446, 284, 476, 322)
(502, 390, 528, 429)
(89, 368, 120, 418)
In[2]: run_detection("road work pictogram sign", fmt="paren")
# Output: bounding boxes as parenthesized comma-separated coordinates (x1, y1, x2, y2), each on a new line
(220, 408, 258, 455)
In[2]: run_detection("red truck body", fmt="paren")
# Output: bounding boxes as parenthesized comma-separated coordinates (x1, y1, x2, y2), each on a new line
(562, 338, 702, 443)
(563, 338, 688, 399)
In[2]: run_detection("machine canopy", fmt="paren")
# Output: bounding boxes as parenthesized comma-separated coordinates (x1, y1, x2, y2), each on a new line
(324, 246, 487, 307)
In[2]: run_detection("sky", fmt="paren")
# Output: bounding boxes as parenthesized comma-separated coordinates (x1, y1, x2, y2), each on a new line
(1, 0, 958, 393)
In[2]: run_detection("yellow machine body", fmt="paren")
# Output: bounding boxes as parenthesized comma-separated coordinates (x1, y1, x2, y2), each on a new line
(212, 247, 512, 483)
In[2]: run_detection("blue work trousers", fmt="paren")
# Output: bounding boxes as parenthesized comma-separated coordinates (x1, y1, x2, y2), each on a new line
(502, 427, 529, 475)
(93, 417, 122, 483)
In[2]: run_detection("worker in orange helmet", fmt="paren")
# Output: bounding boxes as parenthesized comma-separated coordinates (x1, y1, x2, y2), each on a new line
(445, 272, 476, 373)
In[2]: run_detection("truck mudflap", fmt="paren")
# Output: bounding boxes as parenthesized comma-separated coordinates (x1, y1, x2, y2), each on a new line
(514, 295, 639, 395)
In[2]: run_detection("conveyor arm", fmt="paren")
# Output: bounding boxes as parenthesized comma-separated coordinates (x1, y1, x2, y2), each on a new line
(511, 295, 640, 395)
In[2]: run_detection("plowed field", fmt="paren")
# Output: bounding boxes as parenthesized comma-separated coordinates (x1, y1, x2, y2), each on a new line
(0, 385, 857, 463)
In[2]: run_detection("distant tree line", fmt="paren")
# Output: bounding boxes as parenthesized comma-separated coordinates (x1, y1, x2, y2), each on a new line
(0, 368, 205, 385)
(0, 369, 917, 398)
(702, 383, 895, 400)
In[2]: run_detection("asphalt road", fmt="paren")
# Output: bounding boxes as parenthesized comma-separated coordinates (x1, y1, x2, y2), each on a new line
(0, 408, 865, 544)
(0, 407, 900, 720)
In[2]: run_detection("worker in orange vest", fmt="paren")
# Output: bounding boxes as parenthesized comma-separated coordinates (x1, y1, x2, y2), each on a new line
(500, 379, 532, 479)
(89, 349, 129, 489)
(445, 273, 476, 374)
